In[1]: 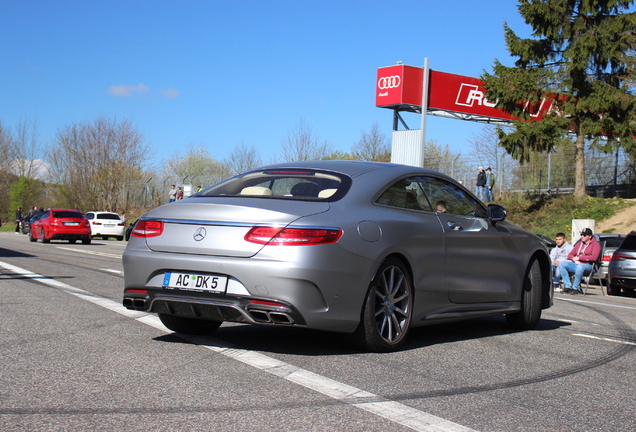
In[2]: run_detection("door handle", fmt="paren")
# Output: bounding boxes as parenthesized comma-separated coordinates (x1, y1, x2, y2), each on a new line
(447, 221, 462, 231)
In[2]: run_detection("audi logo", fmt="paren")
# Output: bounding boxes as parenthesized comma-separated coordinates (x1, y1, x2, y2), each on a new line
(378, 75, 401, 90)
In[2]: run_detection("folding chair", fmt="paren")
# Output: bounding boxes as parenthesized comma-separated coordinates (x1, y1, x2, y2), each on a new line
(581, 240, 605, 296)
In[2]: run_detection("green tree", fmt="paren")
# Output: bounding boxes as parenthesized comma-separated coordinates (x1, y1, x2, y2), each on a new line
(9, 176, 44, 213)
(482, 0, 636, 196)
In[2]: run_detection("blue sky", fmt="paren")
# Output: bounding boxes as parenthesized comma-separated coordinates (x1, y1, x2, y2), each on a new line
(1, 0, 531, 167)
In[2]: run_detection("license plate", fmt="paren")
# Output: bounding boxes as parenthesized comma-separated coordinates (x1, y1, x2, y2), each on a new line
(104, 224, 115, 227)
(162, 272, 227, 293)
(64, 222, 79, 226)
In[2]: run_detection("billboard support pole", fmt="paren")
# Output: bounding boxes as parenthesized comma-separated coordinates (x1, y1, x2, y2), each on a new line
(419, 58, 430, 168)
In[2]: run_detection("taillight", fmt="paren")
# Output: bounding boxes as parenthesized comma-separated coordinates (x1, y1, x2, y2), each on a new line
(611, 253, 632, 261)
(244, 226, 342, 245)
(118, 222, 125, 226)
(131, 220, 164, 238)
(93, 221, 102, 225)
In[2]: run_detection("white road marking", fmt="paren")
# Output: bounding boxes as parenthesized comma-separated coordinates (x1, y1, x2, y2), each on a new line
(56, 246, 122, 259)
(100, 268, 124, 275)
(557, 296, 636, 311)
(0, 260, 477, 432)
(573, 333, 636, 346)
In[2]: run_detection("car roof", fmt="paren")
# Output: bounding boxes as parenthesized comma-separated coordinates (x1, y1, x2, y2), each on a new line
(254, 160, 459, 186)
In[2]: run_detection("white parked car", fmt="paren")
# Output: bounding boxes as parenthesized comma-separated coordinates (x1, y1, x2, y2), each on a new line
(84, 211, 126, 241)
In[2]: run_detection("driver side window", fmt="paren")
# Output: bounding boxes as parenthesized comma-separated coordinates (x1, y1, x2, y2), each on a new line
(417, 176, 486, 218)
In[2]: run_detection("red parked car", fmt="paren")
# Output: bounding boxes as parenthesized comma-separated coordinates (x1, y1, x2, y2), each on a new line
(29, 209, 91, 244)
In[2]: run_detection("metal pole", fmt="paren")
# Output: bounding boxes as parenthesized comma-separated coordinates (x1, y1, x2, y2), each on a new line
(547, 149, 552, 195)
(614, 147, 619, 197)
(419, 58, 430, 168)
(451, 154, 460, 179)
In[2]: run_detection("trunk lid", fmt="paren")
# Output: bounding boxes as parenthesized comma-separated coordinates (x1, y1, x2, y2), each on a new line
(142, 200, 329, 257)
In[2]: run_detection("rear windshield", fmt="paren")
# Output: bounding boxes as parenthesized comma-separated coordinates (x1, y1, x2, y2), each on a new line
(96, 213, 121, 220)
(53, 211, 84, 219)
(199, 168, 351, 200)
(603, 237, 625, 248)
(619, 235, 636, 250)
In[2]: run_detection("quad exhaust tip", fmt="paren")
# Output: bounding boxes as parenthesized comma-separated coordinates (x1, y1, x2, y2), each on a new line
(248, 309, 294, 324)
(123, 297, 148, 311)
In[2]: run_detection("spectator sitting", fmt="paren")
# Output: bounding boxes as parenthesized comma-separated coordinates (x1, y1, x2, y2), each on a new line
(557, 228, 601, 295)
(550, 232, 573, 292)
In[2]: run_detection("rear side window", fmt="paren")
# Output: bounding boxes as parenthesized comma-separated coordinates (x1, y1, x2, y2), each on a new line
(53, 211, 84, 219)
(200, 169, 351, 201)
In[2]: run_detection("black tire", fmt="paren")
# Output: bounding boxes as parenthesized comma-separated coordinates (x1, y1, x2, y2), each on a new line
(354, 257, 413, 352)
(607, 284, 621, 296)
(506, 257, 542, 329)
(158, 313, 222, 335)
(69, 239, 77, 244)
(82, 238, 91, 245)
(116, 236, 123, 241)
(41, 230, 50, 243)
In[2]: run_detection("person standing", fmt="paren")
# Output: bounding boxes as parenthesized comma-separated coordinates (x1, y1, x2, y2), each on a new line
(176, 186, 184, 201)
(168, 185, 177, 203)
(15, 207, 22, 233)
(558, 228, 601, 294)
(485, 167, 495, 201)
(475, 166, 486, 201)
(550, 232, 573, 291)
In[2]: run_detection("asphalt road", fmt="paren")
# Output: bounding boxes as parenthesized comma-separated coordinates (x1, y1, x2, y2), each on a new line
(1, 232, 635, 431)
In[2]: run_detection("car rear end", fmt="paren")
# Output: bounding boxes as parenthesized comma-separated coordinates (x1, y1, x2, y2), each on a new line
(48, 210, 91, 242)
(597, 234, 626, 281)
(122, 166, 376, 333)
(90, 212, 126, 239)
(608, 232, 636, 294)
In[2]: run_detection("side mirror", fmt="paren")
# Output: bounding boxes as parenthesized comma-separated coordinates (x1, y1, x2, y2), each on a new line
(488, 204, 507, 222)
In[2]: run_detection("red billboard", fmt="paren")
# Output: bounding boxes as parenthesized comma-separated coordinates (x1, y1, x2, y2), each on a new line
(376, 65, 558, 121)
(376, 65, 424, 108)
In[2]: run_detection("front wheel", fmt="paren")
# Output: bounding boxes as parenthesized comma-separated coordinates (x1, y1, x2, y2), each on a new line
(506, 257, 542, 329)
(354, 257, 413, 352)
(158, 314, 222, 335)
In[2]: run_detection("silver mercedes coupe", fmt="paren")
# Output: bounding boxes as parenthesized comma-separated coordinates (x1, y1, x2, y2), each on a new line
(123, 161, 553, 352)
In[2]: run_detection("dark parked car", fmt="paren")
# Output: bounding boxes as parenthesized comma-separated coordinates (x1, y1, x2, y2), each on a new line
(21, 214, 42, 235)
(607, 231, 636, 295)
(123, 161, 553, 352)
(29, 209, 91, 244)
(595, 233, 626, 282)
(125, 219, 139, 241)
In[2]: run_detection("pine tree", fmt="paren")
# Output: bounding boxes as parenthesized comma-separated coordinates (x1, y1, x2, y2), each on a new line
(481, 0, 636, 196)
